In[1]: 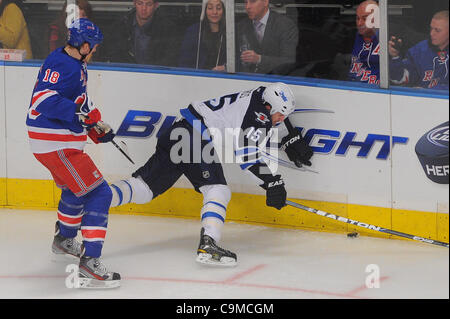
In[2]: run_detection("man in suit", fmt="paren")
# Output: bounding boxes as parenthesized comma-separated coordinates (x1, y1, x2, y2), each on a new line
(237, 0, 298, 74)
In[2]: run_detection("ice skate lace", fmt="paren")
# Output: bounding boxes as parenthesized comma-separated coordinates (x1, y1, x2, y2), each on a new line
(65, 238, 82, 253)
(93, 259, 107, 275)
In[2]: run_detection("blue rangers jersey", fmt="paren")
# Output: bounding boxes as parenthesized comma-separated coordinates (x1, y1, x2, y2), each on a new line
(348, 32, 380, 85)
(26, 47, 89, 154)
(390, 40, 449, 90)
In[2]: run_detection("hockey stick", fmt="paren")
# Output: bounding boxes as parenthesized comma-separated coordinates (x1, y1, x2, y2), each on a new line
(286, 200, 449, 248)
(110, 139, 135, 164)
(89, 120, 135, 164)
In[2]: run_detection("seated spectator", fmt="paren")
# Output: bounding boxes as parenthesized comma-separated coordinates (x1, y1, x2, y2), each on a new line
(389, 10, 449, 90)
(348, 0, 380, 85)
(105, 0, 178, 66)
(0, 0, 33, 59)
(48, 0, 93, 54)
(178, 0, 226, 71)
(237, 0, 298, 74)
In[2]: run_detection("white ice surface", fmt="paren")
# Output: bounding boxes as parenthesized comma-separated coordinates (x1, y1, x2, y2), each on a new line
(0, 209, 448, 299)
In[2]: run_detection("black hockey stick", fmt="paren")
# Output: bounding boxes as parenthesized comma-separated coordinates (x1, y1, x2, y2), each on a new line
(90, 120, 135, 164)
(286, 200, 449, 248)
(111, 139, 135, 164)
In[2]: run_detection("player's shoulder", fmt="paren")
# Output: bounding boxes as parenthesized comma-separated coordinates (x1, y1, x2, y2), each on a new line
(43, 48, 81, 76)
(245, 86, 272, 128)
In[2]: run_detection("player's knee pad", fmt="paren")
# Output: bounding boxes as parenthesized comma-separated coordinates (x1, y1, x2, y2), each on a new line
(84, 181, 113, 206)
(199, 184, 231, 242)
(110, 176, 153, 207)
(82, 181, 112, 218)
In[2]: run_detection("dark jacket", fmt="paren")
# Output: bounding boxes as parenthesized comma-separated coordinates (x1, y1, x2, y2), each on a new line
(178, 22, 226, 70)
(237, 11, 298, 74)
(105, 7, 179, 66)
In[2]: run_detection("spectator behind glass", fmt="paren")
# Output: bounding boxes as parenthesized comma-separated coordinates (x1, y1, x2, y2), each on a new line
(105, 0, 178, 66)
(178, 0, 226, 71)
(48, 0, 93, 54)
(0, 0, 33, 59)
(237, 0, 298, 74)
(389, 10, 449, 90)
(348, 0, 380, 85)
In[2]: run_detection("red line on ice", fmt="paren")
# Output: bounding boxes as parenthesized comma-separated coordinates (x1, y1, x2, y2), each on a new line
(344, 276, 390, 297)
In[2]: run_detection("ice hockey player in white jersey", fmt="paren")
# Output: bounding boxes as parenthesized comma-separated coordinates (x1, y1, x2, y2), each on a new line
(109, 82, 313, 266)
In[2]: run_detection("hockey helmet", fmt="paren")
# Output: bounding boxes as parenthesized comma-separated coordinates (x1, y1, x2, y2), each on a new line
(262, 82, 296, 116)
(67, 18, 103, 49)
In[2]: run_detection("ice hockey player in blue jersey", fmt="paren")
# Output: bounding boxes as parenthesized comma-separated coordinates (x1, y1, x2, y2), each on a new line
(109, 82, 314, 266)
(26, 18, 120, 288)
(389, 10, 449, 90)
(348, 1, 380, 85)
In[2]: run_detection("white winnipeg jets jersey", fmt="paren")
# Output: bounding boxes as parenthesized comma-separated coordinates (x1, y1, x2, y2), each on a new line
(184, 86, 273, 137)
(179, 86, 276, 172)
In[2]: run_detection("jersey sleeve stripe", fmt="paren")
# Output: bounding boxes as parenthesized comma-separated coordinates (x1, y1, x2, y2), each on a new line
(31, 89, 58, 108)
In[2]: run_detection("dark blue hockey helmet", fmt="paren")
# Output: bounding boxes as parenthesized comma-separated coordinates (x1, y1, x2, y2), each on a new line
(67, 18, 103, 49)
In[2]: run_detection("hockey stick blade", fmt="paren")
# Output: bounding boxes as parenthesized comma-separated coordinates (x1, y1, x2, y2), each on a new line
(286, 200, 449, 248)
(111, 140, 135, 164)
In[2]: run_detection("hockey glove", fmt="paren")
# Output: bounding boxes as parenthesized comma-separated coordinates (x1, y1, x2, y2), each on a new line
(75, 95, 101, 127)
(262, 175, 287, 210)
(280, 133, 313, 167)
(88, 121, 115, 144)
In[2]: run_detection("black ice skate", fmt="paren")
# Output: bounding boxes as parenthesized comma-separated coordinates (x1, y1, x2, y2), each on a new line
(196, 228, 237, 267)
(78, 255, 121, 289)
(51, 221, 82, 259)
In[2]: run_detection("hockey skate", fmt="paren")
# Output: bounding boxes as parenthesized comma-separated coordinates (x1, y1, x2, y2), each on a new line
(51, 222, 82, 260)
(78, 255, 121, 289)
(196, 228, 237, 267)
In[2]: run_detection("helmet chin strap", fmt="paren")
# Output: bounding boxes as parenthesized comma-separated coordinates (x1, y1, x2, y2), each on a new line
(77, 44, 93, 61)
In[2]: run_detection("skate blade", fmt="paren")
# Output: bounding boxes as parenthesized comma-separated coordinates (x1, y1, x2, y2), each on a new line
(196, 253, 237, 267)
(77, 277, 121, 289)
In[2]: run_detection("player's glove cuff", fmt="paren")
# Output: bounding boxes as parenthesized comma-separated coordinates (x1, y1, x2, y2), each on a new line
(88, 121, 115, 144)
(262, 175, 287, 210)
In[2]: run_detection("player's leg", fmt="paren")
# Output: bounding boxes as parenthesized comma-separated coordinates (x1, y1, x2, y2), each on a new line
(34, 151, 84, 259)
(52, 189, 84, 259)
(199, 184, 231, 243)
(110, 121, 186, 207)
(196, 183, 237, 266)
(77, 181, 120, 288)
(41, 149, 120, 288)
(182, 141, 237, 266)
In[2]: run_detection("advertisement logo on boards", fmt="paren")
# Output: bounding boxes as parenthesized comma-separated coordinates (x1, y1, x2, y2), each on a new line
(115, 109, 410, 162)
(415, 121, 449, 184)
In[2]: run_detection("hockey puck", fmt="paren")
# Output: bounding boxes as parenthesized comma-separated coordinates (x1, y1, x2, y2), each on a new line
(347, 232, 359, 238)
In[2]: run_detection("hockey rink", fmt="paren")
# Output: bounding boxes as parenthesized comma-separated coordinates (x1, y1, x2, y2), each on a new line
(0, 208, 448, 299)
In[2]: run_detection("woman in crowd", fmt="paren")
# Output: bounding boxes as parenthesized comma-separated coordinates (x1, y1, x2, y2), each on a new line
(0, 0, 33, 59)
(178, 0, 226, 71)
(48, 0, 93, 54)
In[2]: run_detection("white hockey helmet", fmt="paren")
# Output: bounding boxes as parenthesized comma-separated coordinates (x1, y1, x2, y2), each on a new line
(262, 82, 296, 116)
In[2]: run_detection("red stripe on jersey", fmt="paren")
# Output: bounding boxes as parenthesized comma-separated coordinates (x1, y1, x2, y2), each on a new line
(31, 90, 54, 106)
(28, 131, 87, 142)
(81, 229, 107, 239)
(57, 212, 82, 225)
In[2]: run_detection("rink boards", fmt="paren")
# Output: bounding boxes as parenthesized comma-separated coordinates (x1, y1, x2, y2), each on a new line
(0, 62, 448, 242)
